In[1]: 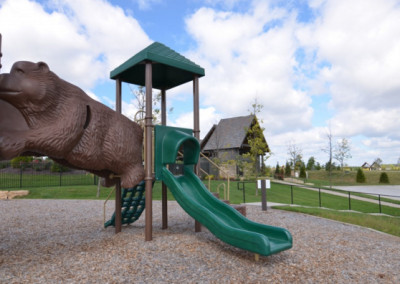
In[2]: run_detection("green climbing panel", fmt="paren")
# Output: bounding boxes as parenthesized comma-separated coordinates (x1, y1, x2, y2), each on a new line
(104, 180, 146, 228)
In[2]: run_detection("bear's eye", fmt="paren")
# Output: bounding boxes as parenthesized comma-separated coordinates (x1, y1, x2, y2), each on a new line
(16, 68, 24, 74)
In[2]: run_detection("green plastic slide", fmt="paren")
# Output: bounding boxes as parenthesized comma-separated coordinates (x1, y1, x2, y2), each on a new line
(161, 166, 292, 256)
(155, 125, 292, 256)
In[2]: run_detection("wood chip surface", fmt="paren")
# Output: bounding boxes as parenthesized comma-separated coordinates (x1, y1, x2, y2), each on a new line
(0, 200, 399, 283)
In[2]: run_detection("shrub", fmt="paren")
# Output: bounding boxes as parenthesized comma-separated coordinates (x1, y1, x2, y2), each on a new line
(0, 160, 9, 169)
(299, 165, 307, 178)
(50, 162, 71, 173)
(205, 175, 214, 180)
(11, 156, 33, 169)
(356, 168, 366, 183)
(379, 172, 389, 184)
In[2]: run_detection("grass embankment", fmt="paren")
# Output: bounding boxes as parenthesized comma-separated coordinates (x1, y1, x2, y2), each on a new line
(306, 170, 400, 186)
(276, 206, 400, 237)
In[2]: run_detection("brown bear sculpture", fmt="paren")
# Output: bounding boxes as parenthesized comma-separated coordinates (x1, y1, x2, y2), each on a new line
(0, 61, 144, 188)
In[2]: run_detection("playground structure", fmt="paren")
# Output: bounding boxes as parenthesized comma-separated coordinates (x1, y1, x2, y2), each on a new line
(108, 42, 292, 256)
(0, 34, 292, 256)
(108, 42, 205, 239)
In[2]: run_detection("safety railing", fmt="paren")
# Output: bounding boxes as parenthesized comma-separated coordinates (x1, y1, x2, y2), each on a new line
(199, 152, 230, 201)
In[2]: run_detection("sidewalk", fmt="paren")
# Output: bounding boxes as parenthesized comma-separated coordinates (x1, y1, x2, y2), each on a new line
(246, 201, 288, 207)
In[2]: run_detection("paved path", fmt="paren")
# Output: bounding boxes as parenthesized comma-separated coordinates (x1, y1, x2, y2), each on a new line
(272, 180, 400, 209)
(334, 185, 400, 201)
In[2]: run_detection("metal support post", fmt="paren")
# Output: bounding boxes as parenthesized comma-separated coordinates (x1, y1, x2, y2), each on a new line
(161, 88, 168, 230)
(115, 180, 122, 233)
(115, 78, 122, 233)
(261, 180, 267, 211)
(193, 75, 201, 232)
(145, 62, 153, 241)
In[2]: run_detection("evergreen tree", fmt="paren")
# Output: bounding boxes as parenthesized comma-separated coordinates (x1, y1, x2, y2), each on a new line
(242, 99, 269, 178)
(356, 168, 366, 183)
(275, 162, 280, 175)
(285, 161, 291, 177)
(379, 172, 389, 184)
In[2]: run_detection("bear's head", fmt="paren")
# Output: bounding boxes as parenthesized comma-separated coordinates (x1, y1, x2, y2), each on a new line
(0, 61, 66, 126)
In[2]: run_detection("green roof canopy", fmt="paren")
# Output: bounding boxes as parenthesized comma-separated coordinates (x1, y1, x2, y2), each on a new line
(110, 42, 205, 90)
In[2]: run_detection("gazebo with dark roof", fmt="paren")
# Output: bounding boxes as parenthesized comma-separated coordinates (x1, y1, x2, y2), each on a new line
(110, 42, 205, 240)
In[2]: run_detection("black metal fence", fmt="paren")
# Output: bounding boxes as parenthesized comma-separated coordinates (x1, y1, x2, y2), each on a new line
(0, 161, 98, 189)
(284, 184, 400, 215)
(236, 181, 400, 217)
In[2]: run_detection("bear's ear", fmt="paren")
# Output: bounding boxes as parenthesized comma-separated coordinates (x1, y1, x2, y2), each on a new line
(37, 62, 50, 73)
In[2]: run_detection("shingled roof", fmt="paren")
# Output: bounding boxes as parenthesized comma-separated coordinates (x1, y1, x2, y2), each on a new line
(201, 115, 269, 152)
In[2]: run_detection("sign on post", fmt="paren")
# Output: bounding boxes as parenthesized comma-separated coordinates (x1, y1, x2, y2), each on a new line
(257, 179, 270, 189)
(257, 179, 270, 211)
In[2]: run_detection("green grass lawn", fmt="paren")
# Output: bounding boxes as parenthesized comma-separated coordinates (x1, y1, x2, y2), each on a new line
(276, 206, 400, 237)
(0, 172, 97, 189)
(11, 180, 400, 217)
(306, 170, 400, 186)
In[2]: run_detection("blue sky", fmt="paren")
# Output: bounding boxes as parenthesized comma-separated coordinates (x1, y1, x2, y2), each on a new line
(1, 0, 400, 167)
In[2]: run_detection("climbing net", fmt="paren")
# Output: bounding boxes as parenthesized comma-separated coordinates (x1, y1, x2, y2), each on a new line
(104, 180, 146, 228)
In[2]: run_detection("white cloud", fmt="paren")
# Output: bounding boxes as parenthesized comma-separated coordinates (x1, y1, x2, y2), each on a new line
(329, 108, 400, 139)
(0, 0, 151, 89)
(185, 3, 313, 134)
(133, 0, 161, 11)
(298, 0, 400, 136)
(184, 0, 400, 166)
(170, 107, 222, 139)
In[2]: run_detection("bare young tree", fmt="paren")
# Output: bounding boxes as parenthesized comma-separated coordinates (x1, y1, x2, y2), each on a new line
(129, 85, 173, 124)
(287, 141, 302, 175)
(334, 138, 352, 170)
(321, 127, 333, 188)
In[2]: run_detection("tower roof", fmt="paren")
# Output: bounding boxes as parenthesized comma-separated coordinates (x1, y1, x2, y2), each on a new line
(110, 42, 205, 90)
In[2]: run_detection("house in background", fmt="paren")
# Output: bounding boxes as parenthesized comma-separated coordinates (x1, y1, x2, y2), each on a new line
(200, 115, 270, 178)
(361, 162, 371, 171)
(370, 161, 382, 171)
(361, 161, 382, 171)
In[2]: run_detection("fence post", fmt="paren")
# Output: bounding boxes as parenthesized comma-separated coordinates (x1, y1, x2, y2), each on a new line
(319, 188, 321, 207)
(242, 183, 246, 204)
(348, 192, 351, 210)
(291, 185, 293, 205)
(378, 195, 382, 214)
(59, 168, 62, 186)
(19, 166, 23, 188)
